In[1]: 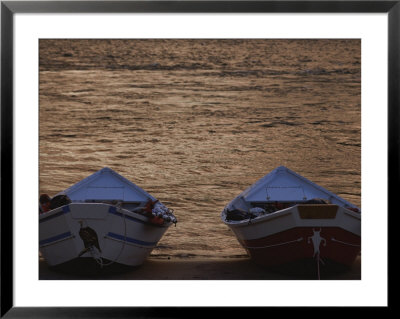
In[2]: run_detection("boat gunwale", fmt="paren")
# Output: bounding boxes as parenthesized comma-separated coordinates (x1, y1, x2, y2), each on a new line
(39, 202, 175, 228)
(221, 204, 361, 227)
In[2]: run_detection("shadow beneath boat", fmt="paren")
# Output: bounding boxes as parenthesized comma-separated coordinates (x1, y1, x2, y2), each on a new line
(40, 257, 140, 279)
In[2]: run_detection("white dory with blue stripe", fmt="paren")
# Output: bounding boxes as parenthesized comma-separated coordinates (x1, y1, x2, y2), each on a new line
(39, 167, 177, 269)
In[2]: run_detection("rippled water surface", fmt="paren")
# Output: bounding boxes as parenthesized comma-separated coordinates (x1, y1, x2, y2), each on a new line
(39, 39, 361, 259)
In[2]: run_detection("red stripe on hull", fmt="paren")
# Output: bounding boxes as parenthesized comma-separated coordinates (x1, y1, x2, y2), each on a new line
(243, 227, 360, 268)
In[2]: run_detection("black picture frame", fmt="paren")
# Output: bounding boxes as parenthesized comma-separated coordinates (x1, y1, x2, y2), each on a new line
(1, 1, 395, 317)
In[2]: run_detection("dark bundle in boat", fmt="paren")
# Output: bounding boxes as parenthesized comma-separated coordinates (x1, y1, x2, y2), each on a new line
(50, 194, 72, 210)
(225, 208, 253, 221)
(304, 198, 330, 204)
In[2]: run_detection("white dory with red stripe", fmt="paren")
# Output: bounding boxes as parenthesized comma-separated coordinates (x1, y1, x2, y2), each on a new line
(221, 166, 361, 275)
(39, 167, 177, 270)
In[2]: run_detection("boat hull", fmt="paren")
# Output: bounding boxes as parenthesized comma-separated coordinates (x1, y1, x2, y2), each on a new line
(223, 204, 361, 274)
(39, 203, 172, 269)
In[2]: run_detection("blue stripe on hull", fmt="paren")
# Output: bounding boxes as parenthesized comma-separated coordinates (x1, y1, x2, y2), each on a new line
(39, 229, 156, 251)
(39, 205, 70, 223)
(106, 232, 157, 247)
(39, 206, 161, 248)
(39, 231, 72, 246)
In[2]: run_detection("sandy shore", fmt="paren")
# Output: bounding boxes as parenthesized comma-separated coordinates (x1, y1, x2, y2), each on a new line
(39, 255, 361, 280)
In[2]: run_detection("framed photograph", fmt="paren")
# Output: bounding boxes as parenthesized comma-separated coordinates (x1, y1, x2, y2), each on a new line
(1, 0, 395, 316)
